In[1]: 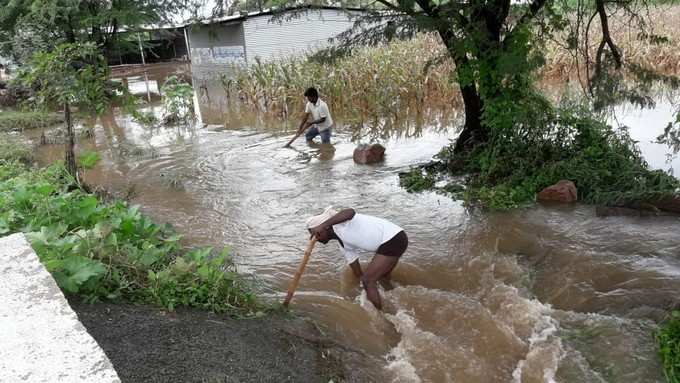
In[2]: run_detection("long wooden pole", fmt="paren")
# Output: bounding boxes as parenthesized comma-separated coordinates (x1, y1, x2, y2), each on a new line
(283, 237, 317, 307)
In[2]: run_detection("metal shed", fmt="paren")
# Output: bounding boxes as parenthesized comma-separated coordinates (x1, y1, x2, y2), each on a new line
(186, 7, 363, 79)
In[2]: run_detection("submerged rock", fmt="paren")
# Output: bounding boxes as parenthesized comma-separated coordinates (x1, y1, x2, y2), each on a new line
(537, 180, 577, 203)
(353, 144, 385, 164)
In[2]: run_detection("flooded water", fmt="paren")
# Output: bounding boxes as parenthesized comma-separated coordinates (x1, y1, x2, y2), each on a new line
(32, 64, 680, 382)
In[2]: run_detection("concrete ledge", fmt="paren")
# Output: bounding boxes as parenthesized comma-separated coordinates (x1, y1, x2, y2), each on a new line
(0, 233, 120, 383)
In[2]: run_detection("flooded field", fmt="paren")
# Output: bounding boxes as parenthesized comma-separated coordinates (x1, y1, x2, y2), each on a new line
(31, 64, 680, 382)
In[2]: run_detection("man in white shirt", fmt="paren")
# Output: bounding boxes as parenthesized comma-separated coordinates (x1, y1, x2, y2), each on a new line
(306, 207, 408, 310)
(285, 87, 333, 146)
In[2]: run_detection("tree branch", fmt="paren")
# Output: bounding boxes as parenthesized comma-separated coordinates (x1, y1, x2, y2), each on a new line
(515, 0, 549, 29)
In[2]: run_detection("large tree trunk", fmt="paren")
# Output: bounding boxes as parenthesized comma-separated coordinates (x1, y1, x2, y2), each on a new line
(453, 75, 486, 154)
(64, 103, 78, 178)
(438, 27, 488, 155)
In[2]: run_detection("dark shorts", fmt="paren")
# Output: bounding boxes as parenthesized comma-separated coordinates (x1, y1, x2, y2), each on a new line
(305, 126, 331, 144)
(377, 230, 408, 258)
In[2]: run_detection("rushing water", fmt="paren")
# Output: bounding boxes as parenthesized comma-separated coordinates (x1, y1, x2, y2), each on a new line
(32, 65, 680, 382)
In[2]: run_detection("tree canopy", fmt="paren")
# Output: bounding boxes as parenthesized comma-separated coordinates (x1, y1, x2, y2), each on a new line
(0, 0, 187, 61)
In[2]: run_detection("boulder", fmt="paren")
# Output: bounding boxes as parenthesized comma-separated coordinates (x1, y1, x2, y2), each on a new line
(537, 180, 577, 203)
(353, 144, 385, 165)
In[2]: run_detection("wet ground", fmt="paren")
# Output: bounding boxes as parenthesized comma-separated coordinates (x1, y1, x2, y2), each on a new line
(29, 66, 680, 382)
(70, 300, 359, 383)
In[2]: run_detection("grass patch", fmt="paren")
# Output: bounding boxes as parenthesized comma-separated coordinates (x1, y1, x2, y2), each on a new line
(0, 110, 64, 132)
(657, 310, 680, 383)
(0, 142, 263, 316)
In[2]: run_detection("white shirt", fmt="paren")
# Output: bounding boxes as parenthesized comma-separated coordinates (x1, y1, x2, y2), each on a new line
(332, 214, 403, 264)
(304, 99, 333, 131)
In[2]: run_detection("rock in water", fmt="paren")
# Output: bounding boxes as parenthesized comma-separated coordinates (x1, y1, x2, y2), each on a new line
(353, 144, 385, 164)
(537, 180, 578, 203)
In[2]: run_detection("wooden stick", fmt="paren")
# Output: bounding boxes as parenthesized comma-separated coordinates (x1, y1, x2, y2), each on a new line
(283, 130, 303, 147)
(283, 237, 317, 307)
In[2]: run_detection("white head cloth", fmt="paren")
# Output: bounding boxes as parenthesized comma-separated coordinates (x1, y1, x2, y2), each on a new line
(305, 206, 338, 229)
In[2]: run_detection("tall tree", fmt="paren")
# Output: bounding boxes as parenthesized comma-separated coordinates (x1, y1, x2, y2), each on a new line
(280, 0, 674, 155)
(0, 0, 186, 61)
(17, 43, 112, 178)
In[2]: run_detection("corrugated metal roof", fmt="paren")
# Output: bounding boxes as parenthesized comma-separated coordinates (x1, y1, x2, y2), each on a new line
(190, 5, 368, 26)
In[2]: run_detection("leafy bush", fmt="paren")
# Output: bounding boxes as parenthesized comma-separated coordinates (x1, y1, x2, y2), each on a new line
(0, 163, 261, 315)
(406, 97, 680, 209)
(657, 310, 680, 383)
(160, 75, 194, 124)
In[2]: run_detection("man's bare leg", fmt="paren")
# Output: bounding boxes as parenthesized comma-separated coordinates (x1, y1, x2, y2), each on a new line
(362, 254, 399, 310)
(379, 260, 399, 290)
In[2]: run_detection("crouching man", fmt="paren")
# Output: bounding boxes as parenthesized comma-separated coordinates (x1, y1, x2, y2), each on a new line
(306, 207, 408, 310)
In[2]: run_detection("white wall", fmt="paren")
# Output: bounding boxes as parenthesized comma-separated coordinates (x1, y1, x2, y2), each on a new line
(242, 9, 357, 63)
(187, 22, 246, 80)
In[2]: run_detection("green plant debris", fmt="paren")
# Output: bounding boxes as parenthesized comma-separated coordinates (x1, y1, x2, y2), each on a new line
(399, 168, 435, 193)
(657, 310, 680, 383)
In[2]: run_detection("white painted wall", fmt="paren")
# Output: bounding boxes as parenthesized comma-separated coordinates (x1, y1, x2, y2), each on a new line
(242, 9, 357, 63)
(188, 22, 246, 80)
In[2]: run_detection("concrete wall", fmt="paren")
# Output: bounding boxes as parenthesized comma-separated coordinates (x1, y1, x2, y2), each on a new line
(187, 22, 246, 80)
(0, 233, 120, 383)
(242, 9, 356, 63)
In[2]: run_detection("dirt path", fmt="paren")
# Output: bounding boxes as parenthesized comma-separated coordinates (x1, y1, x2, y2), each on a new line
(70, 300, 369, 383)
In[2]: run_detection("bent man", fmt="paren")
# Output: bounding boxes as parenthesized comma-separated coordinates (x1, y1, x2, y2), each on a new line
(306, 207, 408, 310)
(285, 87, 333, 146)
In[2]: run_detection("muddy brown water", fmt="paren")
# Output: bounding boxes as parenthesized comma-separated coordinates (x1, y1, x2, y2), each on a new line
(30, 66, 680, 382)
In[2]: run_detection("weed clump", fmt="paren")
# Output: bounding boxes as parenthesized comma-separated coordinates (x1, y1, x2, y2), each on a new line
(657, 310, 680, 383)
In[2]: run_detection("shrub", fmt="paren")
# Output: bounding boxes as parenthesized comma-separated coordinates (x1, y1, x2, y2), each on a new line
(657, 310, 680, 383)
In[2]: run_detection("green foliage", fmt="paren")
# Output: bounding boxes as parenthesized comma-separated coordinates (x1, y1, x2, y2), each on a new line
(409, 99, 680, 210)
(399, 168, 435, 193)
(657, 310, 680, 383)
(160, 75, 194, 124)
(0, 0, 183, 62)
(17, 42, 113, 115)
(0, 163, 261, 315)
(0, 110, 63, 131)
(0, 133, 32, 164)
(657, 111, 680, 155)
(77, 150, 100, 169)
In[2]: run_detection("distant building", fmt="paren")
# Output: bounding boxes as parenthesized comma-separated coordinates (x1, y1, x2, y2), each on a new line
(107, 27, 190, 66)
(186, 6, 364, 79)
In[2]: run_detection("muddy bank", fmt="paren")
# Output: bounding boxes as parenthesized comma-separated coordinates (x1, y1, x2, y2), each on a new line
(70, 300, 372, 383)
